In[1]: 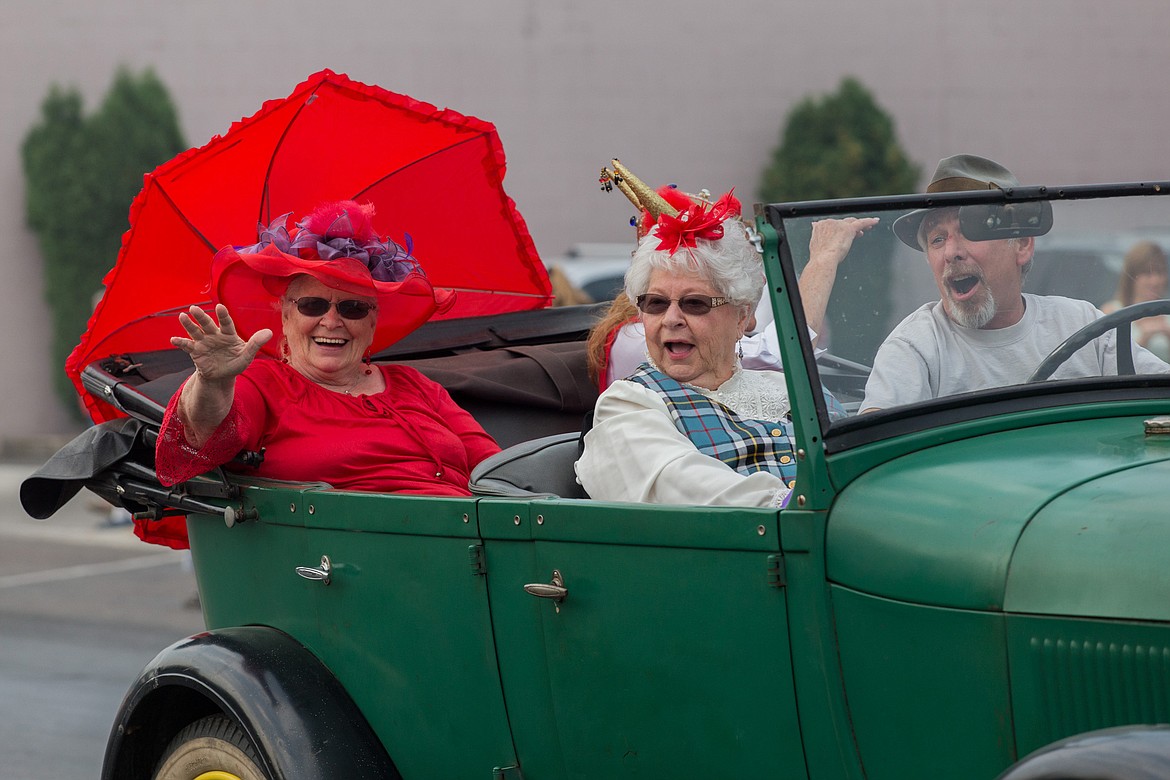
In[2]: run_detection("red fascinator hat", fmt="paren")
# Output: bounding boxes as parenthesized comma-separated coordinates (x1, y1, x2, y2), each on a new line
(598, 158, 741, 252)
(210, 201, 455, 356)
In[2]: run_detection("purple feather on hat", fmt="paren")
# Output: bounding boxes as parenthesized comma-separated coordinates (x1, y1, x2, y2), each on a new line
(237, 202, 425, 283)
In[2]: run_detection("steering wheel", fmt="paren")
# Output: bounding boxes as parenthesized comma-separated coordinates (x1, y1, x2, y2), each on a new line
(1028, 299, 1170, 382)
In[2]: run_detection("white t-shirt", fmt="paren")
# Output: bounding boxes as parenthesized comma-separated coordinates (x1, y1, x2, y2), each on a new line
(862, 294, 1170, 410)
(575, 369, 792, 508)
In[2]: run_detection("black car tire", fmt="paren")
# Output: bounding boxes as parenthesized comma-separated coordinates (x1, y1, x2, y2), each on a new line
(153, 714, 267, 780)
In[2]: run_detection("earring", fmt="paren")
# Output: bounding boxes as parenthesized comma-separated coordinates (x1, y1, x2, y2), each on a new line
(737, 339, 744, 360)
(280, 339, 290, 364)
(363, 350, 373, 375)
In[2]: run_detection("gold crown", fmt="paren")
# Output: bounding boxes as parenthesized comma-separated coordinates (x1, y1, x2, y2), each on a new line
(598, 159, 679, 221)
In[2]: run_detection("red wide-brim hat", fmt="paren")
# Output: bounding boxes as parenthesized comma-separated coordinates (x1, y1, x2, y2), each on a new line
(210, 243, 454, 356)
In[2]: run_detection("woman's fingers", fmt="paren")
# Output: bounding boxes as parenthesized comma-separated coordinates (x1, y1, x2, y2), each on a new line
(186, 305, 219, 329)
(171, 304, 262, 383)
(214, 303, 239, 336)
(243, 329, 273, 359)
(179, 305, 246, 342)
(177, 312, 201, 339)
(178, 307, 223, 343)
(174, 305, 265, 383)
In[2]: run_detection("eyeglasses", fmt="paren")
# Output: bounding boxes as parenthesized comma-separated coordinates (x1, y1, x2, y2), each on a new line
(289, 297, 376, 320)
(635, 294, 729, 316)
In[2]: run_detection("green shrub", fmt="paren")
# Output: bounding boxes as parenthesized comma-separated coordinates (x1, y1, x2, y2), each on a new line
(758, 77, 919, 361)
(22, 67, 186, 417)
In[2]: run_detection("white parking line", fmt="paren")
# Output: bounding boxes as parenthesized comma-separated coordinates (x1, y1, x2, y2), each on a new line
(0, 553, 181, 589)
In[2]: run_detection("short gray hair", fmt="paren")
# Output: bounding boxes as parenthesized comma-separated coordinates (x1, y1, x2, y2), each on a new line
(623, 218, 765, 311)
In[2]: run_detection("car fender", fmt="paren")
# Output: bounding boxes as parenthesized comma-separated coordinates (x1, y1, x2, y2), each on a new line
(101, 625, 401, 780)
(1005, 458, 1170, 621)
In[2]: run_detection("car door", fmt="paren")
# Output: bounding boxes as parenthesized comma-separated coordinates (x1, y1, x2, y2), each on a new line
(296, 490, 518, 779)
(481, 496, 807, 780)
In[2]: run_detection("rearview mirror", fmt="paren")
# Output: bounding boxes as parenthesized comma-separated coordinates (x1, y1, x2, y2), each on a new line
(959, 201, 1053, 241)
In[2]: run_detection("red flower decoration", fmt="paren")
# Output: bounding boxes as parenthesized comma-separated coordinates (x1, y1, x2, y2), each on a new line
(652, 190, 741, 253)
(640, 186, 701, 235)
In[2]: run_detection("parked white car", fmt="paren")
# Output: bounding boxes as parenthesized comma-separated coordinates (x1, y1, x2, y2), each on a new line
(545, 242, 632, 302)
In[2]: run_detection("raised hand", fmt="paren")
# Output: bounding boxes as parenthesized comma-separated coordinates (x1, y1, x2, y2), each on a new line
(808, 216, 881, 268)
(172, 304, 272, 383)
(799, 217, 881, 344)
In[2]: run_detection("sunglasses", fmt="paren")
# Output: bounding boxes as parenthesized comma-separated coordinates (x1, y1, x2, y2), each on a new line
(289, 297, 376, 320)
(635, 294, 729, 316)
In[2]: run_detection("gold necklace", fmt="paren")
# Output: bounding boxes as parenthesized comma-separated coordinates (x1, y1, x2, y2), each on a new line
(313, 372, 363, 395)
(342, 374, 363, 395)
(342, 367, 378, 395)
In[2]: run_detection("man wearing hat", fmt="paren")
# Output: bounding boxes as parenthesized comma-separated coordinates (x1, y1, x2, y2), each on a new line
(861, 154, 1170, 412)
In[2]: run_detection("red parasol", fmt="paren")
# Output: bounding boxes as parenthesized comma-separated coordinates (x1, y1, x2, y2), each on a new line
(68, 69, 551, 423)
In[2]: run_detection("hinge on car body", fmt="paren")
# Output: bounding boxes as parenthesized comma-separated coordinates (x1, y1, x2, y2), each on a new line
(469, 543, 487, 576)
(767, 554, 786, 588)
(746, 224, 764, 254)
(492, 765, 522, 779)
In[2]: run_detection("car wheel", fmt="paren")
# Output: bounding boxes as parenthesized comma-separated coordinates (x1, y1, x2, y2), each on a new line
(153, 714, 267, 780)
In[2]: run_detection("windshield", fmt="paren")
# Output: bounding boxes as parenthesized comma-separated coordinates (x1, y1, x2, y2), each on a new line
(766, 185, 1170, 437)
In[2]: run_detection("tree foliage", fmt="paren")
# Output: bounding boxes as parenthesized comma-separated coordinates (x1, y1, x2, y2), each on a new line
(22, 67, 186, 416)
(759, 77, 919, 202)
(758, 78, 919, 362)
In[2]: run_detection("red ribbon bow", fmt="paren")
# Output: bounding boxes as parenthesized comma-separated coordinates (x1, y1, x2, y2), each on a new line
(652, 190, 741, 253)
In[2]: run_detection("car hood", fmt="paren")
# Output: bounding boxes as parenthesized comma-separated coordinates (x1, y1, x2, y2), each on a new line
(825, 415, 1170, 615)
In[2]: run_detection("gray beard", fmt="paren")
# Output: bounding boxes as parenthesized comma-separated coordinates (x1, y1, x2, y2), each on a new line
(947, 292, 997, 329)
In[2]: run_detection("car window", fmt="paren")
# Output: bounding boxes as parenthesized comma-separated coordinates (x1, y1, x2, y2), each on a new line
(580, 274, 625, 302)
(546, 244, 632, 303)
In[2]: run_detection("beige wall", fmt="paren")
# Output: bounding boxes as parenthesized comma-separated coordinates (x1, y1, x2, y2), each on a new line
(2, 0, 1169, 444)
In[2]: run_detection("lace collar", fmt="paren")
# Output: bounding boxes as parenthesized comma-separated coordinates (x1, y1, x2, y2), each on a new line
(644, 360, 789, 422)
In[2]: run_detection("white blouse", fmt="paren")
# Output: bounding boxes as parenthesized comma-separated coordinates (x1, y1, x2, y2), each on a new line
(574, 367, 793, 508)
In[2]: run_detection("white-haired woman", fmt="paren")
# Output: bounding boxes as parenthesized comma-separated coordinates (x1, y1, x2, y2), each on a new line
(575, 190, 872, 508)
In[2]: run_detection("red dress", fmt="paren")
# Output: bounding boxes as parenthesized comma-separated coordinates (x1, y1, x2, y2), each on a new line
(150, 359, 500, 548)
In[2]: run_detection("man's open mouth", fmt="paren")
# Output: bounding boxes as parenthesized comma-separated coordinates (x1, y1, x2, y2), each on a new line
(949, 275, 980, 296)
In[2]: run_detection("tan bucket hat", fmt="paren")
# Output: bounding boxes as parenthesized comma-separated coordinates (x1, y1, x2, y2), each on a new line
(892, 154, 1022, 249)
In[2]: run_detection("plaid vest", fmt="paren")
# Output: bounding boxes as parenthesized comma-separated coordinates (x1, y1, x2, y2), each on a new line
(628, 366, 798, 485)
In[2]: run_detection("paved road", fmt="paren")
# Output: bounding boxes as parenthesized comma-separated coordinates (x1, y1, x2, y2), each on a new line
(0, 460, 205, 780)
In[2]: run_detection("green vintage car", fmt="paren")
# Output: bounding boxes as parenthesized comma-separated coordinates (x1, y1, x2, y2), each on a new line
(22, 181, 1170, 780)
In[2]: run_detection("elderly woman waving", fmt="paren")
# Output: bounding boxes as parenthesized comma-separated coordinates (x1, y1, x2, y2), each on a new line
(156, 200, 500, 502)
(575, 173, 871, 508)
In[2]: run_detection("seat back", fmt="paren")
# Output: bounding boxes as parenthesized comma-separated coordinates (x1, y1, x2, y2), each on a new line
(404, 343, 598, 449)
(470, 432, 588, 499)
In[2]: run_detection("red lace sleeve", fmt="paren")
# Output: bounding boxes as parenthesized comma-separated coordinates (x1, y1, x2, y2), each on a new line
(155, 381, 253, 486)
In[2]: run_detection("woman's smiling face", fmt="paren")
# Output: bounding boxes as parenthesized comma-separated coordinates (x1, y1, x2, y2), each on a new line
(280, 275, 377, 382)
(641, 266, 749, 390)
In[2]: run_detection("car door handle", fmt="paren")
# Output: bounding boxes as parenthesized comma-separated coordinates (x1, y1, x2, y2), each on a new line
(295, 555, 332, 586)
(524, 569, 567, 611)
